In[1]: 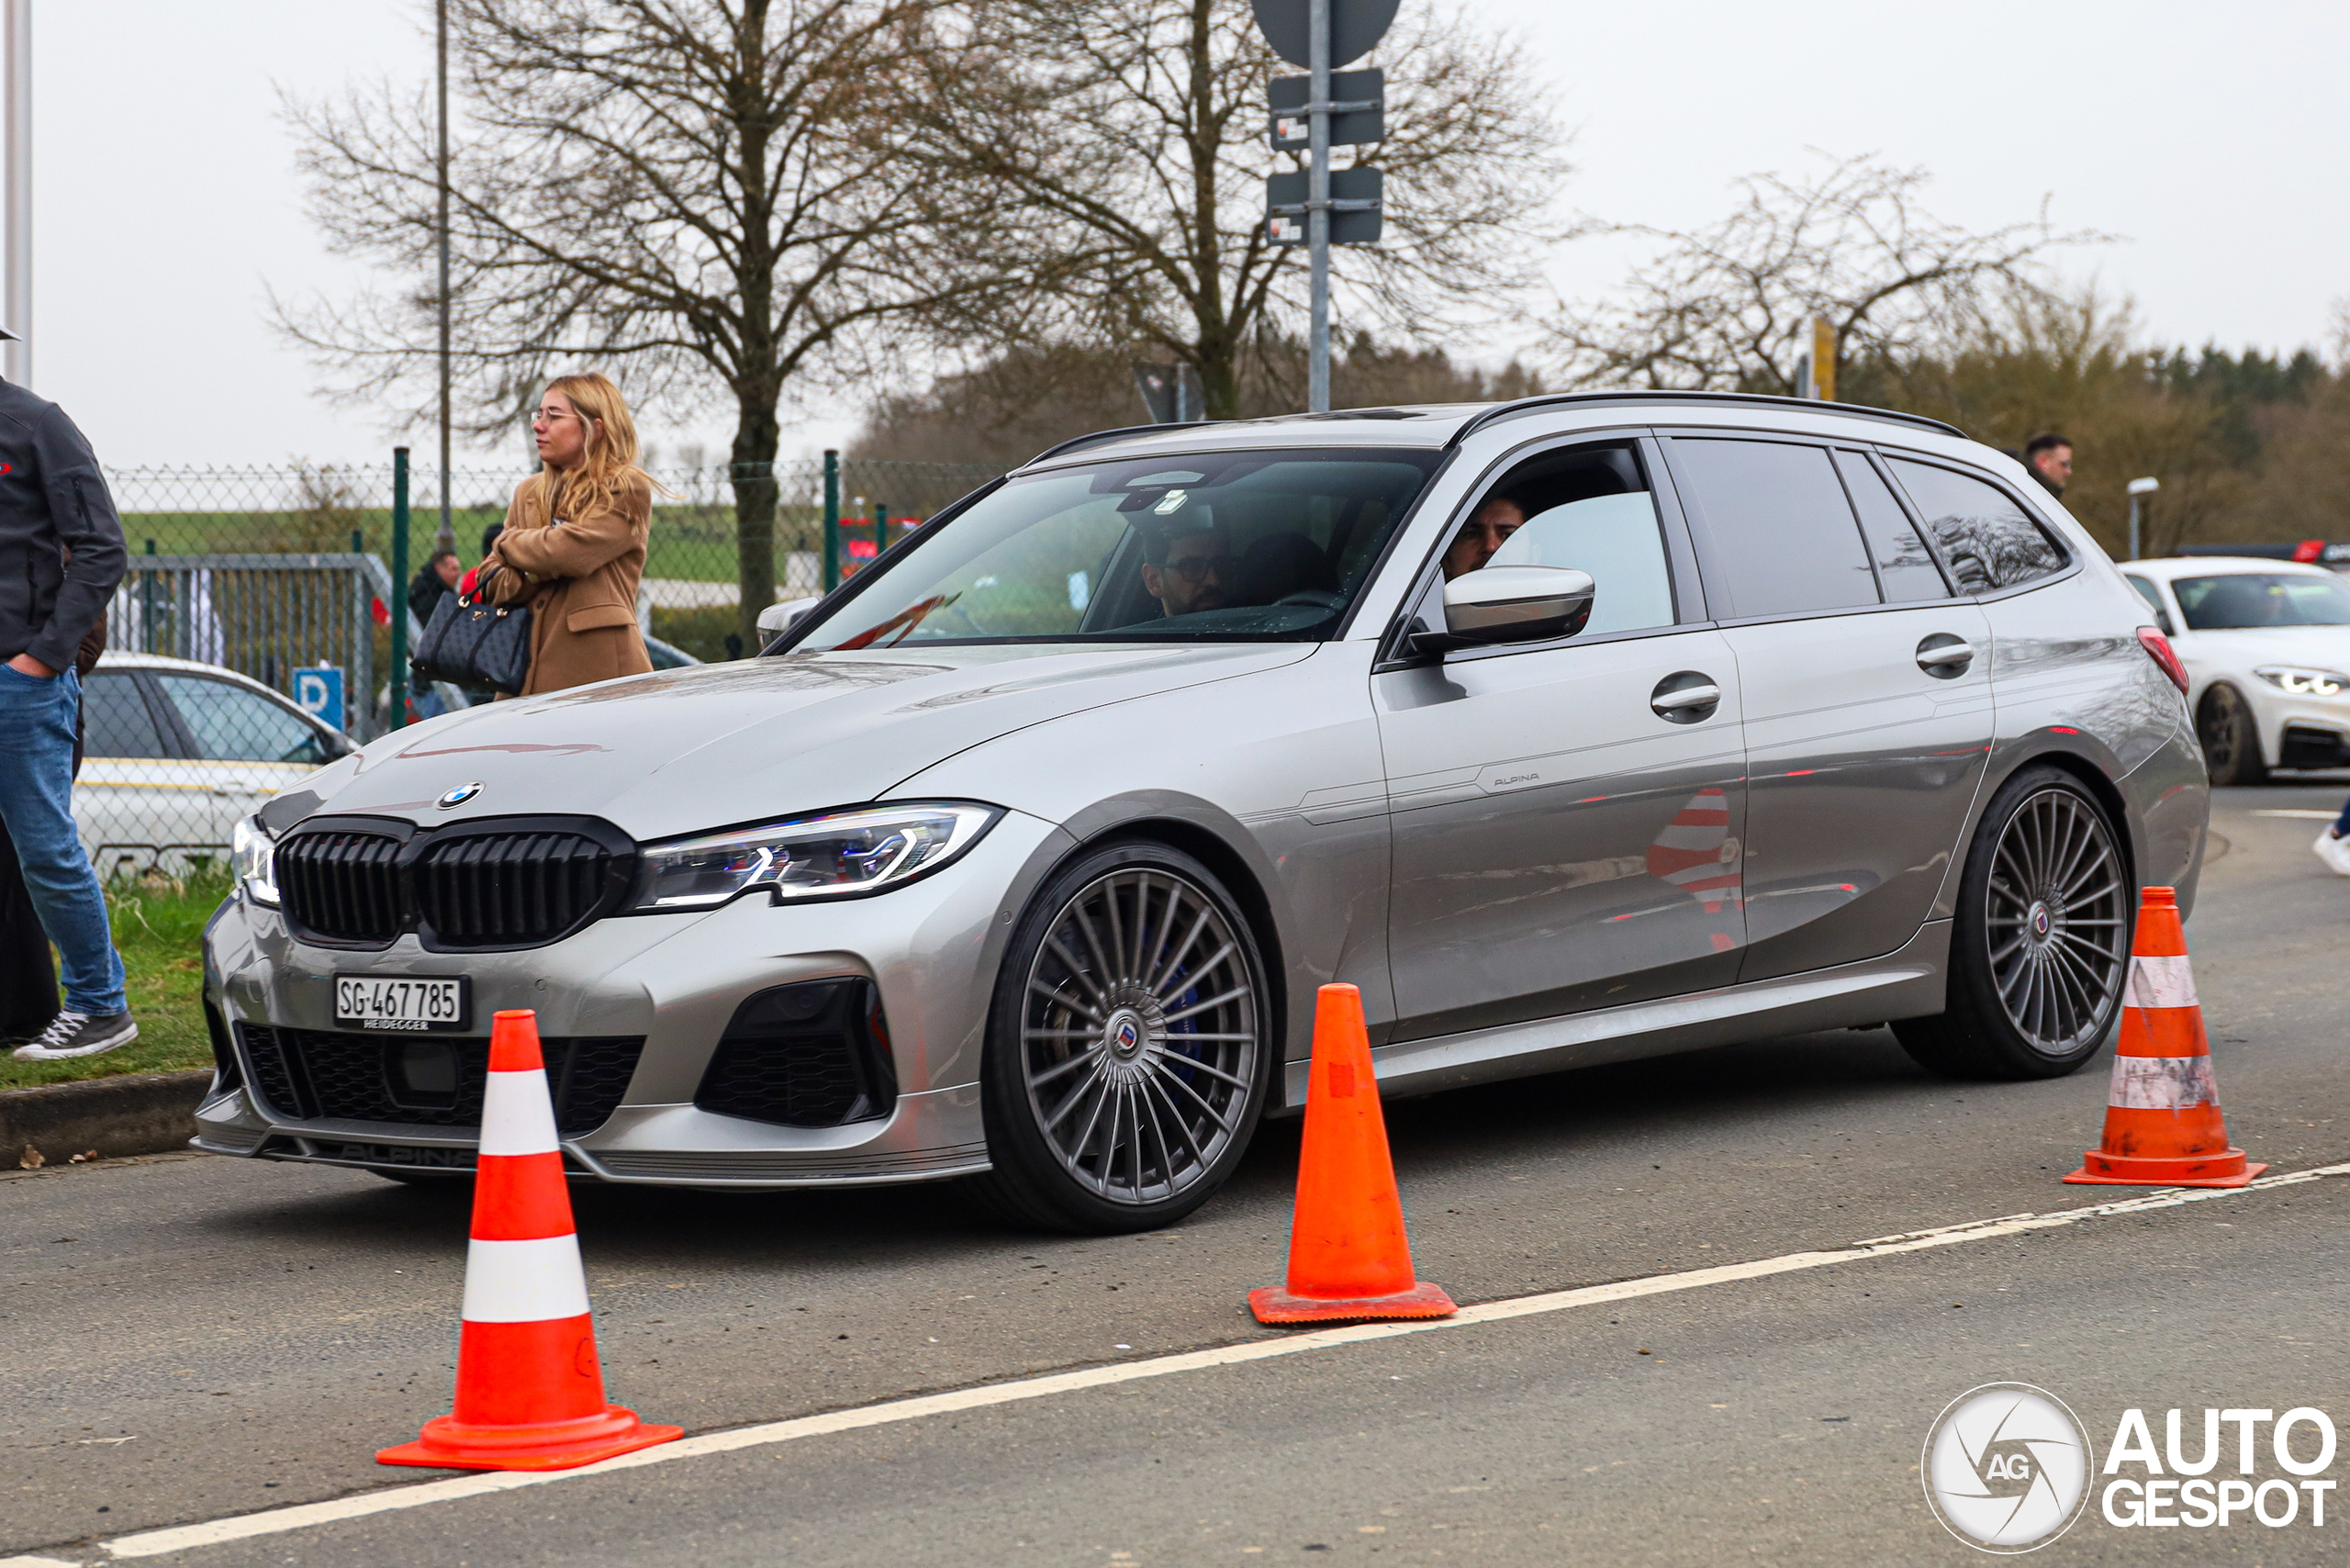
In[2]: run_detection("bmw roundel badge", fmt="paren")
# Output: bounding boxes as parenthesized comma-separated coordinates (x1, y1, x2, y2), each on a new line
(437, 781, 485, 810)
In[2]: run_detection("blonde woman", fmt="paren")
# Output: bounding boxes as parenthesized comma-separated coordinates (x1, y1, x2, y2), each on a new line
(477, 373, 656, 695)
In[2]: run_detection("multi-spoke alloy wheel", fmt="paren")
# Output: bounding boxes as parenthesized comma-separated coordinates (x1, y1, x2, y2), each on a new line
(1983, 788, 2129, 1055)
(1896, 767, 2132, 1081)
(972, 843, 1270, 1232)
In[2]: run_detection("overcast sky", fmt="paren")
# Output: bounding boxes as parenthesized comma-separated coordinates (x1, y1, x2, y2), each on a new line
(25, 0, 2348, 469)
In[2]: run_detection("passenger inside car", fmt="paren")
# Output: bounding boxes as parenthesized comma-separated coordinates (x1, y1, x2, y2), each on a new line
(1442, 496, 1528, 579)
(1139, 521, 1239, 619)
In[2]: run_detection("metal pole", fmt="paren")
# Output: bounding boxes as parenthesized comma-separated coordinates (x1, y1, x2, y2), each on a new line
(434, 0, 454, 553)
(4, 0, 28, 387)
(1306, 0, 1330, 413)
(822, 449, 841, 591)
(2128, 495, 2140, 563)
(391, 448, 412, 728)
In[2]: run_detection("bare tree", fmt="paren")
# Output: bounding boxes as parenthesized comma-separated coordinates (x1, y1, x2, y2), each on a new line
(906, 0, 1566, 420)
(279, 0, 1013, 646)
(1546, 153, 2103, 395)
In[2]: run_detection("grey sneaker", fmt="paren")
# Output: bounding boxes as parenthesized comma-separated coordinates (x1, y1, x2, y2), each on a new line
(10, 1011, 139, 1062)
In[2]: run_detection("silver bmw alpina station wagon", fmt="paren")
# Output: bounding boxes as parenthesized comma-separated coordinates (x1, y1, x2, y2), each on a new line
(199, 392, 2208, 1232)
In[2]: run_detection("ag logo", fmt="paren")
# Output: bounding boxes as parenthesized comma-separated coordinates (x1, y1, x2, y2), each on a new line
(436, 781, 485, 809)
(1922, 1383, 2090, 1553)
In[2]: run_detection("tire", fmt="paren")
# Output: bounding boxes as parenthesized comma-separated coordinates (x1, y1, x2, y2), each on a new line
(966, 839, 1276, 1234)
(1895, 766, 2132, 1081)
(2197, 682, 2268, 786)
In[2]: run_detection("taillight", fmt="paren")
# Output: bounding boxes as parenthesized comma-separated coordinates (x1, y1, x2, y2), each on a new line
(2138, 626, 2189, 695)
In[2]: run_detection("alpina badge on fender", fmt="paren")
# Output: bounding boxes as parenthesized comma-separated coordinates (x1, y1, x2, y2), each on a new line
(437, 782, 485, 809)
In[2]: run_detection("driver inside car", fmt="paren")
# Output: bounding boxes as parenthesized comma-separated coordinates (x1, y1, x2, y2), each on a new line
(1442, 494, 1528, 579)
(1140, 522, 1240, 618)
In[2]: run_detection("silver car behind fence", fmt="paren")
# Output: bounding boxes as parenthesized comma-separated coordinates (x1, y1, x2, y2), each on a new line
(197, 393, 2210, 1233)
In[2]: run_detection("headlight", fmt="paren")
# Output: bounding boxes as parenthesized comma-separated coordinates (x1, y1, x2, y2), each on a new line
(230, 815, 279, 907)
(628, 802, 1001, 913)
(2254, 666, 2350, 698)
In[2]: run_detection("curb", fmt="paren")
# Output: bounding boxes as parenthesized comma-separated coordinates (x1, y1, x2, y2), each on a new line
(1, 1069, 213, 1168)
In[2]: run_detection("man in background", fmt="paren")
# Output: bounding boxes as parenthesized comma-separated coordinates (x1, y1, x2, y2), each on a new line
(0, 348, 136, 1061)
(2023, 432, 2073, 499)
(408, 546, 462, 627)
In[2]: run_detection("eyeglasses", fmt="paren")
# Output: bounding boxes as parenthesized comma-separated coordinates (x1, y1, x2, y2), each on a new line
(535, 409, 580, 423)
(1163, 554, 1239, 583)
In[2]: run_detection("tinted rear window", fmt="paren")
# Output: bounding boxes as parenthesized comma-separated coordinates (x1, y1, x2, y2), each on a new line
(1886, 458, 2065, 592)
(82, 672, 169, 758)
(1670, 439, 1878, 618)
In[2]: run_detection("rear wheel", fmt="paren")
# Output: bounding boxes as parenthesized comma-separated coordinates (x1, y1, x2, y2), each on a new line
(1895, 767, 2132, 1081)
(968, 841, 1274, 1234)
(2198, 682, 2268, 785)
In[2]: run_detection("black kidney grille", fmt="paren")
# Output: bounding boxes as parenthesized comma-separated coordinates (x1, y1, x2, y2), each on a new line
(278, 831, 405, 943)
(234, 1024, 643, 1136)
(415, 831, 617, 947)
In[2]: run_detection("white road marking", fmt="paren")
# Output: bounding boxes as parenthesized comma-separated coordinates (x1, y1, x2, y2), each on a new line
(95, 1160, 2350, 1562)
(2251, 809, 2341, 820)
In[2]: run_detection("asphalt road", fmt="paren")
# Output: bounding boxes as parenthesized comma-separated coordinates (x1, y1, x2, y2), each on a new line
(6, 783, 2347, 1566)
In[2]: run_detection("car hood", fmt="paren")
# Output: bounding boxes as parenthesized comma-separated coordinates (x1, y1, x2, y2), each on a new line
(288, 644, 1315, 841)
(2177, 625, 2350, 676)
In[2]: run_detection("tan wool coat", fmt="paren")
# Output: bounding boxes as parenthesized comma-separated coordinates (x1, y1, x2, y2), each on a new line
(482, 470, 655, 696)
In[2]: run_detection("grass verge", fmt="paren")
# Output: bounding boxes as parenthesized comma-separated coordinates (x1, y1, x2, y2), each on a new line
(0, 870, 227, 1092)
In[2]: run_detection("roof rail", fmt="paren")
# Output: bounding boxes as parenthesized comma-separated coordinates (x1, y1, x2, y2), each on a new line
(1448, 390, 1965, 445)
(1024, 422, 1187, 467)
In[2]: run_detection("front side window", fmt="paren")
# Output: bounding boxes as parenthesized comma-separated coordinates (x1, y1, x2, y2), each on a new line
(1885, 458, 2066, 592)
(2172, 572, 2350, 630)
(792, 448, 1442, 649)
(1464, 442, 1677, 636)
(154, 676, 335, 765)
(1670, 438, 1879, 619)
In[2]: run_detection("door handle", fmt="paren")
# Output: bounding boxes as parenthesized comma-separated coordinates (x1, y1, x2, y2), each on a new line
(1916, 634, 1975, 678)
(1651, 672, 1721, 723)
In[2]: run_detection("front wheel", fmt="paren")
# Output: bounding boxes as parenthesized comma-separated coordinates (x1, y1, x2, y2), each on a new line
(967, 840, 1274, 1234)
(1895, 767, 2132, 1081)
(2198, 683, 2268, 785)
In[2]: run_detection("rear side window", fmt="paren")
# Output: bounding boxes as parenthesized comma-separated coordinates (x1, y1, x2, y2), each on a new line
(1670, 439, 1878, 618)
(81, 672, 170, 758)
(1833, 451, 1949, 602)
(1886, 458, 2066, 592)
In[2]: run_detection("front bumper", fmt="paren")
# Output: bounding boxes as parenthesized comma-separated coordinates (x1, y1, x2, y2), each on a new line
(196, 808, 1070, 1187)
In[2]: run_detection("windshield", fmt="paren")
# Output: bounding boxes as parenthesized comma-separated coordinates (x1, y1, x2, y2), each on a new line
(2173, 572, 2350, 631)
(789, 447, 1442, 649)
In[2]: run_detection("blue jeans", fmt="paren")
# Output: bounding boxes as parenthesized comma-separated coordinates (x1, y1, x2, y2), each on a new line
(0, 665, 125, 1015)
(2336, 795, 2350, 836)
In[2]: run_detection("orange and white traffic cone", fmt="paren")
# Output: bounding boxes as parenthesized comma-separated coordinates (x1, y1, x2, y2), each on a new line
(1248, 984, 1456, 1326)
(379, 1010, 681, 1471)
(2064, 888, 2265, 1189)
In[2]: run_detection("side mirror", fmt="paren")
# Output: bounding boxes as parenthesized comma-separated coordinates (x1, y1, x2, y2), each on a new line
(756, 597, 822, 639)
(1414, 566, 1595, 654)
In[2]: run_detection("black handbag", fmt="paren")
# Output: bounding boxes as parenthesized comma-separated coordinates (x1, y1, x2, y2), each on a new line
(410, 567, 533, 695)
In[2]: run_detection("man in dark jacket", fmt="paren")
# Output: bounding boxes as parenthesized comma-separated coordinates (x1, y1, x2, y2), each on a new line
(408, 547, 461, 628)
(0, 358, 136, 1061)
(2023, 432, 2073, 499)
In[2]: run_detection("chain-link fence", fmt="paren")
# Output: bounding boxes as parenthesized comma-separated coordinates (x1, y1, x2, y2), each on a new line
(77, 456, 1001, 879)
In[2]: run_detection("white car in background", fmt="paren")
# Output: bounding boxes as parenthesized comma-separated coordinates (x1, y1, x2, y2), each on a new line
(75, 653, 355, 878)
(2123, 556, 2350, 784)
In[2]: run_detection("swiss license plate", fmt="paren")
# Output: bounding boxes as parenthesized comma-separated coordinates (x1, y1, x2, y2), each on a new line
(334, 975, 470, 1032)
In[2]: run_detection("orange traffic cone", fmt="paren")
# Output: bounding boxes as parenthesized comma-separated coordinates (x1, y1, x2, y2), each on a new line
(1248, 984, 1456, 1326)
(2065, 888, 2265, 1189)
(379, 1011, 682, 1471)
